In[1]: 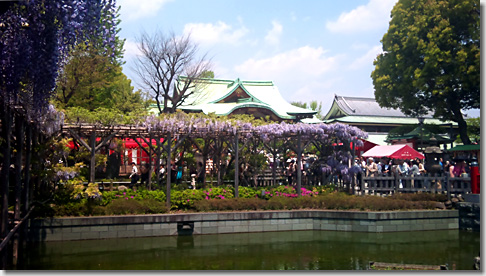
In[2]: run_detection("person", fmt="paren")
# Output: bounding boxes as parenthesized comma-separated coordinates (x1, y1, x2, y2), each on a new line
(417, 159, 426, 175)
(159, 164, 166, 184)
(376, 159, 383, 175)
(398, 159, 410, 176)
(366, 157, 378, 177)
(140, 162, 149, 188)
(129, 162, 139, 190)
(170, 161, 177, 181)
(453, 160, 467, 177)
(448, 161, 456, 177)
(409, 160, 419, 175)
(175, 161, 183, 184)
(383, 160, 392, 176)
(444, 160, 451, 175)
(196, 162, 204, 185)
(286, 160, 296, 185)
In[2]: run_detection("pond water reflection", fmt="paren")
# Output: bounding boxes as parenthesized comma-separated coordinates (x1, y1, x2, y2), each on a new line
(15, 230, 479, 270)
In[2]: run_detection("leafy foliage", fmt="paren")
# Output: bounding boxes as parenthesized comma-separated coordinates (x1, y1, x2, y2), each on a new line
(465, 117, 480, 143)
(291, 100, 323, 120)
(101, 189, 166, 206)
(371, 0, 480, 144)
(0, 0, 118, 119)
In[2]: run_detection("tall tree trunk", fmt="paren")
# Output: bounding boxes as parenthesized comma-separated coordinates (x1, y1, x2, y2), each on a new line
(31, 128, 39, 202)
(22, 124, 32, 213)
(456, 117, 471, 145)
(12, 114, 24, 267)
(14, 115, 24, 221)
(451, 102, 471, 145)
(0, 105, 12, 269)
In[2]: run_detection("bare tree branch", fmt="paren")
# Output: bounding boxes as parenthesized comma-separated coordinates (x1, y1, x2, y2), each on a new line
(133, 31, 212, 114)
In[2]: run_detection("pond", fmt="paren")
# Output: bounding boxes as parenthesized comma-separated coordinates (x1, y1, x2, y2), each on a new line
(12, 230, 479, 270)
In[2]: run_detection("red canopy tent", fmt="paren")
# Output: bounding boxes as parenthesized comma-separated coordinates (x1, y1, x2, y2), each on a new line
(351, 138, 379, 158)
(66, 138, 165, 165)
(362, 144, 424, 160)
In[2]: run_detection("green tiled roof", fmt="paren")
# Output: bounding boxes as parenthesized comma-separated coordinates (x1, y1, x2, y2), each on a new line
(386, 125, 454, 142)
(449, 144, 480, 152)
(323, 115, 455, 126)
(167, 77, 320, 121)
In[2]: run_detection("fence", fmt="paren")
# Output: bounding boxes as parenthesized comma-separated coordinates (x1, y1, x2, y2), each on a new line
(86, 170, 472, 200)
(361, 173, 471, 198)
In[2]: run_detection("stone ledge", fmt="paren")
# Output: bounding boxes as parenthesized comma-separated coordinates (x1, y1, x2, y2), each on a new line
(28, 209, 460, 241)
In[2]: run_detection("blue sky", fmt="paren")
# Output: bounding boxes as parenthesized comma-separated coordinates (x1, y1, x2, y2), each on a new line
(116, 0, 480, 118)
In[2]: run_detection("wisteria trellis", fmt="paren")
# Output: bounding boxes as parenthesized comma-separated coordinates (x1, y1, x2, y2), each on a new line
(63, 111, 368, 206)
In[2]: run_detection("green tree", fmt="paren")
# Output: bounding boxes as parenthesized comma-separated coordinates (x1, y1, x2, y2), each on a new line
(53, 44, 147, 113)
(53, 6, 147, 114)
(291, 100, 323, 119)
(200, 70, 215, 79)
(465, 117, 480, 143)
(371, 0, 479, 145)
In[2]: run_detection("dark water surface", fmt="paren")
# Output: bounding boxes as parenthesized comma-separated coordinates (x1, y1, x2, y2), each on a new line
(13, 230, 479, 270)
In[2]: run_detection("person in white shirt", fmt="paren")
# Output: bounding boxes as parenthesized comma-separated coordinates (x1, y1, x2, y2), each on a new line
(129, 162, 139, 189)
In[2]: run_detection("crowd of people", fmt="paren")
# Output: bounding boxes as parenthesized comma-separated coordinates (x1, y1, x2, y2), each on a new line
(353, 156, 471, 178)
(127, 152, 474, 190)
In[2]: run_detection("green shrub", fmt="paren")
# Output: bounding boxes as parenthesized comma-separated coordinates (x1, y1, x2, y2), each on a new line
(194, 198, 268, 212)
(237, 186, 258, 199)
(52, 201, 87, 217)
(202, 186, 234, 200)
(171, 189, 205, 210)
(389, 193, 448, 202)
(101, 189, 166, 205)
(138, 198, 168, 214)
(105, 198, 145, 215)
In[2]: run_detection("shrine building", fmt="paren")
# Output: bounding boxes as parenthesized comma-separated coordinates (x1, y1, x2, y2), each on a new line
(150, 77, 321, 123)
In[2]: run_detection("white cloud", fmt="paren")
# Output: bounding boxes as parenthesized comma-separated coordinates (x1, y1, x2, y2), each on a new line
(182, 21, 249, 46)
(118, 0, 173, 21)
(264, 20, 283, 46)
(349, 45, 382, 70)
(326, 0, 398, 33)
(235, 46, 339, 81)
(123, 39, 142, 60)
(234, 46, 343, 104)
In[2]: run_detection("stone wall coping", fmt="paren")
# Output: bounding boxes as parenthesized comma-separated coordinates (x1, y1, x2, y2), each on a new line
(30, 210, 458, 228)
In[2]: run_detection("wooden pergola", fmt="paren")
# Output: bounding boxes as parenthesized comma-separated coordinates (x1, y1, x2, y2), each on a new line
(61, 121, 362, 208)
(62, 123, 255, 208)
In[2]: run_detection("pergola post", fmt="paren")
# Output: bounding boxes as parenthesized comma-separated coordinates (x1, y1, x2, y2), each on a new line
(234, 132, 239, 198)
(351, 138, 356, 195)
(296, 132, 302, 197)
(155, 137, 162, 188)
(165, 132, 172, 209)
(89, 131, 96, 183)
(147, 133, 153, 190)
(272, 138, 277, 186)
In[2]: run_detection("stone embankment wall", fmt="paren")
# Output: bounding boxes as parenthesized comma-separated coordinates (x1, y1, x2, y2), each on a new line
(28, 210, 459, 242)
(458, 202, 480, 232)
